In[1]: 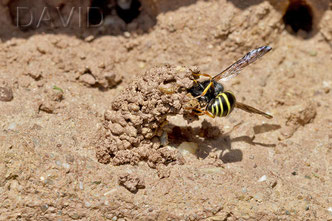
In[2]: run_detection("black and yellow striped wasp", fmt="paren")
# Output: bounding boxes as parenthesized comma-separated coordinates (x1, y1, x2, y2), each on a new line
(187, 46, 273, 119)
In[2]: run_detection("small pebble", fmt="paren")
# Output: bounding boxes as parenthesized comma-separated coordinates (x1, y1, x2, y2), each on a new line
(138, 62, 145, 68)
(0, 86, 13, 102)
(308, 50, 317, 56)
(85, 201, 91, 208)
(41, 204, 49, 212)
(104, 188, 117, 196)
(55, 160, 62, 166)
(98, 62, 106, 69)
(69, 212, 80, 219)
(79, 74, 96, 86)
(160, 131, 169, 146)
(322, 81, 331, 94)
(328, 207, 332, 214)
(79, 182, 84, 190)
(39, 101, 56, 114)
(44, 178, 54, 185)
(8, 122, 16, 130)
(27, 69, 42, 80)
(62, 163, 70, 169)
(84, 35, 95, 42)
(258, 175, 267, 182)
(177, 142, 198, 155)
(124, 32, 131, 38)
(271, 180, 277, 188)
(322, 81, 331, 88)
(304, 175, 311, 179)
(112, 216, 118, 221)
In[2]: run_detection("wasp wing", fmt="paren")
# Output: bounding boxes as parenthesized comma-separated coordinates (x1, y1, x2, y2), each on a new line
(213, 46, 272, 82)
(235, 102, 273, 119)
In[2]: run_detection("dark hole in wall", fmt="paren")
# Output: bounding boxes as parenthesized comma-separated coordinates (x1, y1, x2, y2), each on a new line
(116, 0, 141, 24)
(88, 0, 141, 25)
(168, 126, 185, 141)
(88, 0, 112, 25)
(283, 0, 313, 33)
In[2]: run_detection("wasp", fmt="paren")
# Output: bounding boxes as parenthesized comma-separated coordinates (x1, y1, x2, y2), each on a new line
(186, 46, 273, 119)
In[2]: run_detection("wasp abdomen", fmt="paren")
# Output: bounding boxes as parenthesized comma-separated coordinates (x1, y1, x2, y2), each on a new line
(208, 91, 236, 117)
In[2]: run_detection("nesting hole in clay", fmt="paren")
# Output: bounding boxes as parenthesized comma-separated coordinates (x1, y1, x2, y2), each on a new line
(115, 0, 141, 24)
(89, 0, 112, 25)
(167, 126, 189, 144)
(88, 0, 141, 25)
(283, 0, 313, 33)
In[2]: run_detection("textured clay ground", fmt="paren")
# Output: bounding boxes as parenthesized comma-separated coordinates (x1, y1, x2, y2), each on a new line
(0, 0, 332, 220)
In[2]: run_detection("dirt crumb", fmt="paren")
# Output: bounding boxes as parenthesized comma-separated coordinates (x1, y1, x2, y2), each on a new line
(118, 173, 145, 193)
(156, 164, 171, 179)
(38, 88, 64, 114)
(24, 65, 43, 80)
(76, 63, 123, 89)
(104, 72, 123, 88)
(0, 86, 13, 102)
(96, 65, 195, 166)
(287, 102, 317, 126)
(79, 73, 96, 86)
(280, 101, 317, 139)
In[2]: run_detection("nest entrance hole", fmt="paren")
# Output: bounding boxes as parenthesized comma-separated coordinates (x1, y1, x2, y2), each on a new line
(283, 0, 314, 34)
(89, 0, 141, 25)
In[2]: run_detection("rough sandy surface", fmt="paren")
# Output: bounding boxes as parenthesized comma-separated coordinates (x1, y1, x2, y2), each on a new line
(0, 0, 332, 220)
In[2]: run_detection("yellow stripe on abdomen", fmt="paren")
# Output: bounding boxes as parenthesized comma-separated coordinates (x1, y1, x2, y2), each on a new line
(221, 93, 231, 116)
(215, 100, 219, 116)
(218, 97, 223, 117)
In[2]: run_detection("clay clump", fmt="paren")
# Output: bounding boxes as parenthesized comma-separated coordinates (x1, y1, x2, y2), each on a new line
(96, 65, 196, 166)
(118, 173, 145, 193)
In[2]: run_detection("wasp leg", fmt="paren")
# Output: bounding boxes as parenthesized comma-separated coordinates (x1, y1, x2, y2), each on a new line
(192, 73, 214, 98)
(196, 81, 213, 98)
(192, 72, 213, 80)
(196, 109, 216, 118)
(235, 102, 273, 119)
(185, 106, 215, 119)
